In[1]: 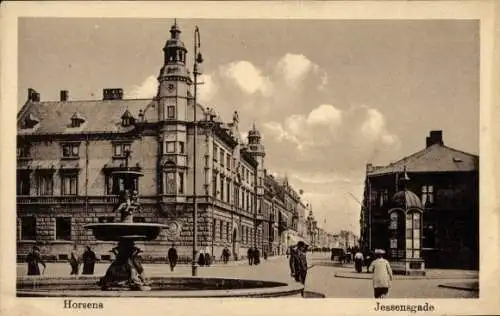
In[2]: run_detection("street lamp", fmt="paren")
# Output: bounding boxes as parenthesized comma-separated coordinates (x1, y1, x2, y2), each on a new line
(192, 25, 203, 277)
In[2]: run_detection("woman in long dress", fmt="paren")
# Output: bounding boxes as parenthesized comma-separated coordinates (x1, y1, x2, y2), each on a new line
(82, 246, 97, 275)
(26, 246, 46, 276)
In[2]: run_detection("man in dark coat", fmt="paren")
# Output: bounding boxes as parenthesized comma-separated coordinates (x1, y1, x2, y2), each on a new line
(167, 244, 178, 272)
(82, 246, 97, 275)
(26, 246, 46, 276)
(253, 248, 261, 265)
(294, 242, 309, 296)
(222, 246, 230, 264)
(247, 247, 254, 265)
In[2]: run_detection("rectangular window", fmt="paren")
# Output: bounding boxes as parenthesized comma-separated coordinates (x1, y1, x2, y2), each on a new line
(234, 186, 239, 207)
(165, 172, 176, 194)
(220, 176, 225, 201)
(226, 154, 231, 170)
(61, 174, 78, 195)
(213, 144, 218, 161)
(62, 143, 80, 158)
(17, 171, 31, 195)
(226, 222, 230, 241)
(17, 144, 31, 158)
(56, 217, 71, 241)
(178, 141, 185, 154)
(219, 220, 223, 239)
(220, 150, 225, 167)
(165, 141, 176, 153)
(21, 217, 36, 240)
(167, 106, 175, 119)
(113, 143, 131, 157)
(421, 185, 434, 206)
(37, 173, 54, 195)
(107, 175, 125, 195)
(212, 173, 218, 197)
(178, 172, 184, 194)
(226, 180, 231, 203)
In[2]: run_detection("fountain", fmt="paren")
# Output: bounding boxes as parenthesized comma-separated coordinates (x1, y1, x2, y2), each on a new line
(17, 187, 304, 297)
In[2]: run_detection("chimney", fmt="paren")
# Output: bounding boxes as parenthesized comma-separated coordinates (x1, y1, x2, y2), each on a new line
(103, 88, 123, 100)
(28, 88, 40, 102)
(60, 90, 69, 101)
(426, 130, 443, 147)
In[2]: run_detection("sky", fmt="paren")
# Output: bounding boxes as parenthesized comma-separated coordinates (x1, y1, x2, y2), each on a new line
(18, 18, 479, 235)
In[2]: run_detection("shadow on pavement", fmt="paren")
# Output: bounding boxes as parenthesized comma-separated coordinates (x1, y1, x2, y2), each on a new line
(303, 291, 326, 298)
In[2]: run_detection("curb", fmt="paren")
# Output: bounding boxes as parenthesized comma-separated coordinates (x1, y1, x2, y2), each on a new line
(334, 273, 479, 281)
(438, 283, 479, 292)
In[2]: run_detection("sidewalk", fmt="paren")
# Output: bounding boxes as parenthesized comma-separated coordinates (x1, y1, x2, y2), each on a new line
(17, 255, 287, 279)
(334, 269, 479, 280)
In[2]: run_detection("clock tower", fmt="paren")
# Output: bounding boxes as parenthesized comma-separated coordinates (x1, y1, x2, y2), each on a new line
(157, 21, 192, 122)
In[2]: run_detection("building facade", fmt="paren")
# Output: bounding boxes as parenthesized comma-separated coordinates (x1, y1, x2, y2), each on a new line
(16, 22, 307, 262)
(359, 131, 479, 269)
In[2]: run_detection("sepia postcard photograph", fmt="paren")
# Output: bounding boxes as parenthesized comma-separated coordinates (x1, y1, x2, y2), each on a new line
(1, 1, 500, 316)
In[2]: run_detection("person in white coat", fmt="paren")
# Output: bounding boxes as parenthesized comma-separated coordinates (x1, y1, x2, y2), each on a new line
(368, 249, 393, 298)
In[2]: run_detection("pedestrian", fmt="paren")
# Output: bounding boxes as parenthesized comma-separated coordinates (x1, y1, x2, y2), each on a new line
(204, 247, 212, 266)
(293, 241, 309, 297)
(369, 249, 393, 299)
(167, 244, 178, 272)
(263, 250, 268, 260)
(26, 245, 46, 276)
(197, 249, 206, 267)
(82, 246, 97, 275)
(288, 245, 297, 277)
(253, 248, 260, 265)
(365, 250, 373, 273)
(354, 250, 364, 273)
(222, 246, 230, 264)
(69, 244, 80, 275)
(247, 247, 254, 265)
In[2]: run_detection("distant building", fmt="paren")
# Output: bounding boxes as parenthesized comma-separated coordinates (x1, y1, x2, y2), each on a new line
(359, 131, 479, 269)
(16, 22, 306, 262)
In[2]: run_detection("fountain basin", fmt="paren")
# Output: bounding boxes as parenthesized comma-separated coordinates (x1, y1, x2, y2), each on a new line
(84, 223, 168, 241)
(17, 276, 304, 297)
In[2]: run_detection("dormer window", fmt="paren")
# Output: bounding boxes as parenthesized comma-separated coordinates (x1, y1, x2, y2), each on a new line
(121, 110, 135, 127)
(70, 112, 85, 128)
(23, 113, 39, 129)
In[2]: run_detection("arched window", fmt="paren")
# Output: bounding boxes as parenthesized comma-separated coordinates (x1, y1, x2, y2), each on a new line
(405, 211, 421, 259)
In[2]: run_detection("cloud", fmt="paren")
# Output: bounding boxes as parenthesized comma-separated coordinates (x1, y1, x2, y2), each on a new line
(198, 74, 218, 103)
(306, 104, 342, 126)
(276, 53, 317, 87)
(220, 61, 273, 96)
(124, 75, 158, 99)
(275, 54, 328, 92)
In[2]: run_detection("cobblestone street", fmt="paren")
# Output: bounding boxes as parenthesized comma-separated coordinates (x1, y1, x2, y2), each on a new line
(17, 252, 478, 298)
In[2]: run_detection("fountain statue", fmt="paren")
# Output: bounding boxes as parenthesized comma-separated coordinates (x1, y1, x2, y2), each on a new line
(94, 189, 150, 291)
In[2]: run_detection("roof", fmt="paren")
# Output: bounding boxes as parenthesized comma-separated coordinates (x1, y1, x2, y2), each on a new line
(368, 143, 478, 176)
(391, 190, 423, 210)
(17, 99, 158, 135)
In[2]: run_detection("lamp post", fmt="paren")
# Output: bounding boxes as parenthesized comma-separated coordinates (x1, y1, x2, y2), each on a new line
(192, 25, 203, 277)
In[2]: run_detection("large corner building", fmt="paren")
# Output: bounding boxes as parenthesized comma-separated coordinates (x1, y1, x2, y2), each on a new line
(16, 22, 307, 262)
(359, 131, 479, 269)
